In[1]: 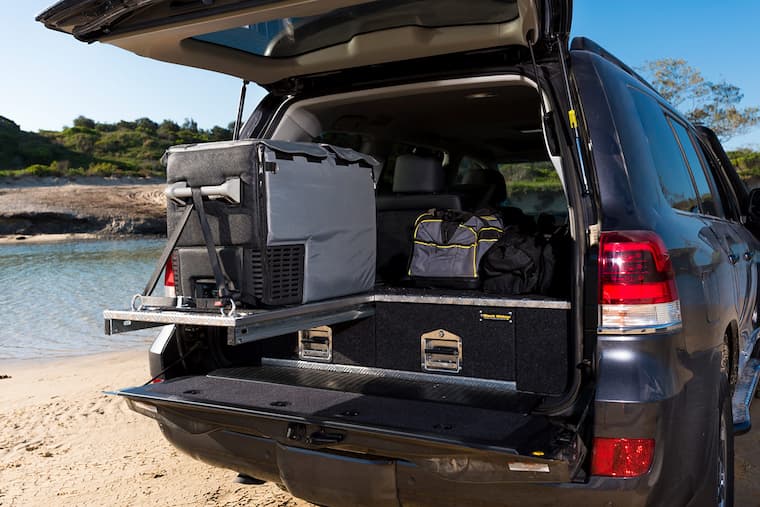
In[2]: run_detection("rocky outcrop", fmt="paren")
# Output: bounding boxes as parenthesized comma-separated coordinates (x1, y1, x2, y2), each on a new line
(0, 183, 167, 238)
(0, 211, 166, 236)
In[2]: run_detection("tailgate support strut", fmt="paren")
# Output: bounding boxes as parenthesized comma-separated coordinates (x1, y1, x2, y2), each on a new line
(555, 36, 591, 195)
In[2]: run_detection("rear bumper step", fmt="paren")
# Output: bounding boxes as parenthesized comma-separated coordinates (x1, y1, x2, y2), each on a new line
(118, 365, 583, 484)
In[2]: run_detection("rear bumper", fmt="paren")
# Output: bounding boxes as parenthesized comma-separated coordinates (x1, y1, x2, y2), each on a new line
(144, 402, 655, 507)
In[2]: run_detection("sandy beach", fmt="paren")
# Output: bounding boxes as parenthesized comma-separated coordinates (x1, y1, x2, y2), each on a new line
(0, 350, 310, 507)
(1, 349, 759, 507)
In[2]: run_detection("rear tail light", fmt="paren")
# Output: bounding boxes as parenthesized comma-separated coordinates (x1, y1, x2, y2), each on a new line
(598, 231, 681, 332)
(591, 437, 655, 477)
(164, 255, 176, 298)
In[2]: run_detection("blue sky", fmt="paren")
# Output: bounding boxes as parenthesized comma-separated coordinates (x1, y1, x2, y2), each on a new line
(2, 1, 759, 148)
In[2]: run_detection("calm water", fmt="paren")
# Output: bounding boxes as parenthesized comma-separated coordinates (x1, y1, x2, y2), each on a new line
(0, 239, 164, 360)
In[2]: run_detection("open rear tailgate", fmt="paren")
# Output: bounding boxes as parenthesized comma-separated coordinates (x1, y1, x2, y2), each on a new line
(119, 363, 586, 484)
(37, 0, 572, 87)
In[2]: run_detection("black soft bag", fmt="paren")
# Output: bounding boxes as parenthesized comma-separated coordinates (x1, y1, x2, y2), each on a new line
(480, 226, 554, 295)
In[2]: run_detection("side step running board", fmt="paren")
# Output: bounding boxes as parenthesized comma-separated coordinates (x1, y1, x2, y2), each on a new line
(733, 358, 760, 434)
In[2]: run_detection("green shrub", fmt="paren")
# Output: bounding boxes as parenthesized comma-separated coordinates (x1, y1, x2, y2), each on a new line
(22, 164, 62, 177)
(86, 161, 122, 177)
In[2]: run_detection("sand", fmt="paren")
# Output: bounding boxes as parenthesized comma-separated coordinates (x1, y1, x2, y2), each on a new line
(1, 349, 759, 507)
(0, 350, 310, 507)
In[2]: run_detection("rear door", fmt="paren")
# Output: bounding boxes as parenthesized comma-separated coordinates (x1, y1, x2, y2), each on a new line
(38, 0, 571, 88)
(692, 132, 760, 371)
(670, 118, 757, 359)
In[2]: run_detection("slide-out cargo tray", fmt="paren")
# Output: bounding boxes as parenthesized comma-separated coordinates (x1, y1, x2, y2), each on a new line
(104, 295, 375, 345)
(104, 289, 570, 347)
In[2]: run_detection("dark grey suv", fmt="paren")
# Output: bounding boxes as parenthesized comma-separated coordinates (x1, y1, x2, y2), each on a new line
(39, 1, 760, 505)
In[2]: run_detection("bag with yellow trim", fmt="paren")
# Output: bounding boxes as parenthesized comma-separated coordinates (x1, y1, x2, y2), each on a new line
(408, 209, 503, 289)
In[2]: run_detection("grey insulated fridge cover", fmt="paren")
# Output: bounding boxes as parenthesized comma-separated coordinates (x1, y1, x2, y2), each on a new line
(262, 141, 377, 302)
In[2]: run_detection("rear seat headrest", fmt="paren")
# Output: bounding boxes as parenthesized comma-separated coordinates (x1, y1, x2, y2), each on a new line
(461, 169, 507, 207)
(392, 154, 445, 193)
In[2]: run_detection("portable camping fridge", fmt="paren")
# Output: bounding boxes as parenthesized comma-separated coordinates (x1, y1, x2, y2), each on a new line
(164, 140, 378, 307)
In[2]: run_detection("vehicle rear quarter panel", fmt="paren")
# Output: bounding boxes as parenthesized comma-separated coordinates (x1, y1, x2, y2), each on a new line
(573, 50, 735, 357)
(573, 50, 734, 506)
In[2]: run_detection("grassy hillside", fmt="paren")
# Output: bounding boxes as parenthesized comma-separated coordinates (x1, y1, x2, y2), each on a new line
(2, 114, 759, 186)
(0, 116, 233, 178)
(728, 148, 760, 182)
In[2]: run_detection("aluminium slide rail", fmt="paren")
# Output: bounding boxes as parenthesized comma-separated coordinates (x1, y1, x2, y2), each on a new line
(104, 293, 570, 347)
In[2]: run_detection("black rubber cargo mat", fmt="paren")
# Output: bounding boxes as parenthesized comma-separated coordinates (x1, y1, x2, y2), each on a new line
(211, 365, 541, 412)
(134, 369, 555, 449)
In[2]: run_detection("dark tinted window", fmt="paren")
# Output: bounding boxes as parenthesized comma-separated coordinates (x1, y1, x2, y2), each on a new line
(629, 89, 699, 213)
(669, 119, 723, 217)
(696, 141, 740, 220)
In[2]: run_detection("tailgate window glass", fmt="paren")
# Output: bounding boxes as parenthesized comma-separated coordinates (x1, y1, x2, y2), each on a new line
(192, 0, 520, 58)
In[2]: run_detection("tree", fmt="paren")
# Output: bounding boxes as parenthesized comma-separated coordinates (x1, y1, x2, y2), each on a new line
(158, 119, 179, 133)
(642, 59, 760, 141)
(135, 117, 158, 133)
(181, 118, 198, 133)
(73, 115, 96, 129)
(209, 125, 233, 142)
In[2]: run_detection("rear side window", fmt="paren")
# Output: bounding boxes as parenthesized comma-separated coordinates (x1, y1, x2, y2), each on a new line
(669, 119, 724, 218)
(695, 141, 741, 221)
(628, 90, 699, 213)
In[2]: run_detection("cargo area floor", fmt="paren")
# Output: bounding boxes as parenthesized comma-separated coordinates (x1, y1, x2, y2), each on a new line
(123, 365, 555, 451)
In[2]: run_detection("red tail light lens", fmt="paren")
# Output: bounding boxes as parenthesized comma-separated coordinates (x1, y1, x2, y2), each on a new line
(164, 256, 175, 288)
(598, 231, 681, 331)
(600, 231, 677, 305)
(591, 437, 655, 477)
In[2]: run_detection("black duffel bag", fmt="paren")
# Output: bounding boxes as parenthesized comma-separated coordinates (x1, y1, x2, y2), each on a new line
(480, 226, 554, 295)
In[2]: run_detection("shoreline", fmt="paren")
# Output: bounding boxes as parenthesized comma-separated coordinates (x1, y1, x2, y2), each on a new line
(0, 232, 163, 245)
(0, 176, 164, 188)
(0, 344, 149, 370)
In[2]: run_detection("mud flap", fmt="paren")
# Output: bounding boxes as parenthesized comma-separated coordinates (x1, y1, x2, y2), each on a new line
(276, 444, 399, 507)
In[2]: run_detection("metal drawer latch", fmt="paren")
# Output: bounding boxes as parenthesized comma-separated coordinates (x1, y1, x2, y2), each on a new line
(298, 326, 333, 362)
(421, 329, 462, 373)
